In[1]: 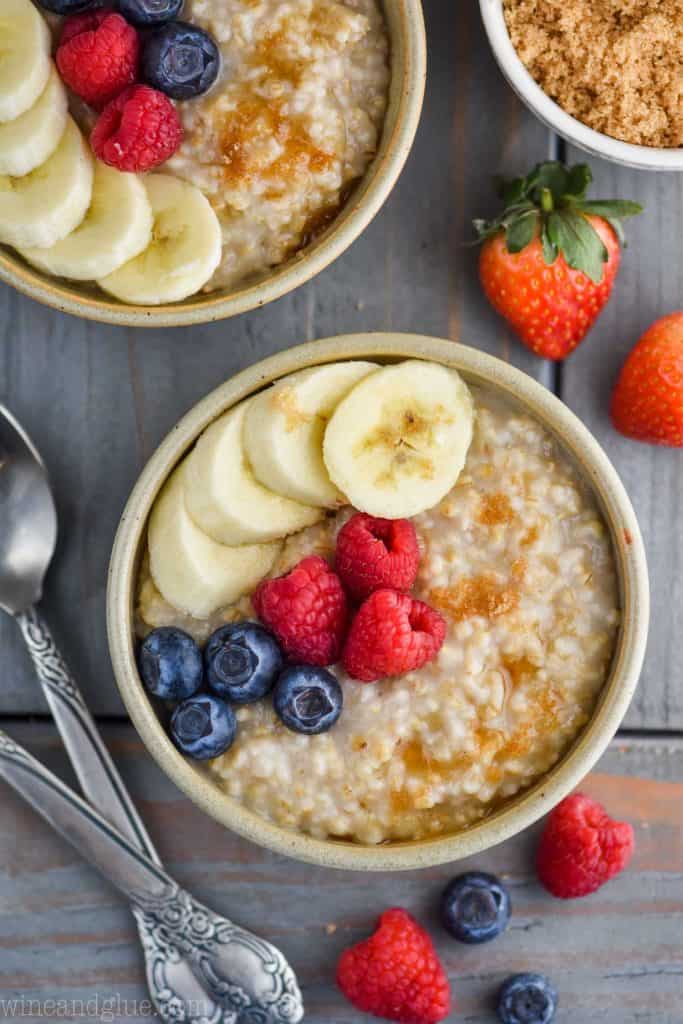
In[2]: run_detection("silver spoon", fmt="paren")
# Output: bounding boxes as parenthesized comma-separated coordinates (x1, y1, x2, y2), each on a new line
(0, 728, 303, 1024)
(0, 402, 157, 854)
(0, 404, 304, 1024)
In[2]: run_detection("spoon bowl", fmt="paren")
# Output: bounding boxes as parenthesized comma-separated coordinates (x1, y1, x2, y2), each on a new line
(0, 405, 57, 615)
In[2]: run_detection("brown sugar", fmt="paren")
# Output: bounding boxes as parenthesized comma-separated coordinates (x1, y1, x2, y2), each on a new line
(429, 561, 525, 624)
(478, 491, 515, 527)
(272, 386, 313, 432)
(503, 0, 683, 148)
(219, 98, 334, 189)
(501, 653, 538, 688)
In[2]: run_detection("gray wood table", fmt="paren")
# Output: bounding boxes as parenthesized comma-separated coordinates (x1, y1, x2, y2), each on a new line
(0, 2, 681, 1021)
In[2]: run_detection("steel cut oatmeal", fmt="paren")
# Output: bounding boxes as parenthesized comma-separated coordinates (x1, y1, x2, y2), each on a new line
(137, 389, 620, 845)
(165, 0, 390, 290)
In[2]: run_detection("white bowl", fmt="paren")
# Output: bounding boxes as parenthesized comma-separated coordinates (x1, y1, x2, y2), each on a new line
(479, 0, 683, 171)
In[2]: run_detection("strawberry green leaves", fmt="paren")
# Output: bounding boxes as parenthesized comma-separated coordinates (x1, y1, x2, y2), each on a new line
(547, 209, 607, 283)
(504, 211, 537, 253)
(474, 161, 642, 283)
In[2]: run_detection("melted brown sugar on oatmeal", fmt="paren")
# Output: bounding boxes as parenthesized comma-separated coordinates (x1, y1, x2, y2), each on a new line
(478, 491, 515, 526)
(219, 98, 335, 191)
(429, 558, 526, 624)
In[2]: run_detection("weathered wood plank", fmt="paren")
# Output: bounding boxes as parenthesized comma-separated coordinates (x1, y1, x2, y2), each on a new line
(559, 152, 683, 731)
(0, 0, 549, 717)
(447, 0, 550, 383)
(0, 725, 681, 1023)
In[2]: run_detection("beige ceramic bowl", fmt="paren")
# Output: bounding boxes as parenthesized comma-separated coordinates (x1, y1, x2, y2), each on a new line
(0, 1, 425, 327)
(107, 333, 649, 870)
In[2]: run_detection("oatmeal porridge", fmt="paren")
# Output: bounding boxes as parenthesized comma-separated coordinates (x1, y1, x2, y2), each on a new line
(1, 0, 390, 304)
(136, 384, 619, 845)
(166, 0, 391, 290)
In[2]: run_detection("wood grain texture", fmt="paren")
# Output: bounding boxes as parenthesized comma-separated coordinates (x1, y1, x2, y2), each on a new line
(0, 0, 549, 716)
(0, 2, 680, 1019)
(0, 725, 681, 1023)
(559, 153, 683, 730)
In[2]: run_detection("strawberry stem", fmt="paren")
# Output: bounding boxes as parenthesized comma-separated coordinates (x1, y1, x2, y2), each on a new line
(473, 161, 642, 283)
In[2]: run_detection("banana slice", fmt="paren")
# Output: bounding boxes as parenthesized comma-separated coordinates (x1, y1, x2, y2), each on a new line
(148, 461, 281, 619)
(243, 361, 379, 507)
(20, 162, 153, 281)
(0, 0, 51, 124)
(0, 65, 67, 177)
(185, 399, 324, 546)
(0, 117, 93, 249)
(98, 174, 222, 304)
(323, 360, 475, 519)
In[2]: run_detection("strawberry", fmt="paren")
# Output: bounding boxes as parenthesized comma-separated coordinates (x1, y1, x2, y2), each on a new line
(475, 162, 642, 360)
(611, 312, 683, 447)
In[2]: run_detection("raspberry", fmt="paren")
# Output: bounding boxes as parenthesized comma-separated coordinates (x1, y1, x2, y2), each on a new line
(335, 513, 420, 601)
(253, 556, 348, 667)
(337, 908, 451, 1024)
(537, 792, 634, 899)
(342, 589, 446, 682)
(91, 85, 183, 173)
(57, 9, 139, 108)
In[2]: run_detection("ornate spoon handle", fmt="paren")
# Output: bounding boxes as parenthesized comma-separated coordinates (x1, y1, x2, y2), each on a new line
(0, 730, 304, 1024)
(0, 727, 170, 902)
(15, 606, 160, 865)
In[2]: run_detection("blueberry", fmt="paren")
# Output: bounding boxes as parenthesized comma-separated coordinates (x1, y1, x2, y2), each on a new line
(138, 627, 203, 701)
(142, 21, 220, 100)
(440, 872, 511, 944)
(205, 622, 283, 704)
(171, 694, 236, 759)
(117, 0, 183, 26)
(36, 0, 98, 12)
(497, 974, 558, 1024)
(273, 666, 343, 735)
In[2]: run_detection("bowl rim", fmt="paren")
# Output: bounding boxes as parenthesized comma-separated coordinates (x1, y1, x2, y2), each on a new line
(107, 332, 649, 871)
(0, 0, 426, 327)
(479, 0, 683, 171)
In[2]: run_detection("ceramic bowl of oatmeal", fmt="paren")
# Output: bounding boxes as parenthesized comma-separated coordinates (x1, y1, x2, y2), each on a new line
(107, 333, 649, 870)
(0, 0, 425, 325)
(480, 0, 683, 171)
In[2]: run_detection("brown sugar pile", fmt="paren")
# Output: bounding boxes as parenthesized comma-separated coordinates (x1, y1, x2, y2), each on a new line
(503, 0, 683, 147)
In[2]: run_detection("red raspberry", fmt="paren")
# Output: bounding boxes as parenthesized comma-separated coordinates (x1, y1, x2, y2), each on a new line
(337, 908, 451, 1024)
(57, 9, 139, 109)
(91, 85, 183, 173)
(342, 589, 446, 682)
(335, 513, 420, 601)
(537, 792, 635, 899)
(253, 556, 348, 666)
